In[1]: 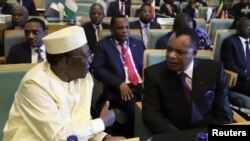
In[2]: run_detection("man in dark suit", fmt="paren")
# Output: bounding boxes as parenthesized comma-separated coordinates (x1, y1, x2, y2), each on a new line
(0, 0, 13, 14)
(156, 13, 195, 49)
(6, 5, 29, 30)
(221, 17, 250, 96)
(92, 15, 144, 138)
(142, 26, 233, 134)
(107, 0, 131, 17)
(6, 18, 47, 64)
(17, 0, 38, 16)
(160, 0, 180, 18)
(130, 3, 161, 47)
(83, 3, 110, 53)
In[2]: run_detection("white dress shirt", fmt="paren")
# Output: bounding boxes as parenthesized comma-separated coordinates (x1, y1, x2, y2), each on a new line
(115, 40, 142, 84)
(31, 45, 46, 63)
(3, 62, 107, 141)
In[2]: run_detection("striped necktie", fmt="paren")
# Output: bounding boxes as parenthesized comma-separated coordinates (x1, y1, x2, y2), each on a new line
(179, 72, 191, 102)
(120, 42, 139, 85)
(35, 48, 44, 63)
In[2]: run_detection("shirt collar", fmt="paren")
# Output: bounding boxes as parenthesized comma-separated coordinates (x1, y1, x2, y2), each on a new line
(239, 36, 249, 43)
(32, 44, 45, 53)
(140, 21, 150, 28)
(178, 60, 194, 79)
(92, 23, 102, 30)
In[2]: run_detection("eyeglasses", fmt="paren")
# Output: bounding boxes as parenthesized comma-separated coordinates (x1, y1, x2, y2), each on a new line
(166, 46, 194, 56)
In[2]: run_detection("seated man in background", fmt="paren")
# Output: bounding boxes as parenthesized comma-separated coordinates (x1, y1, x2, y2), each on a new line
(83, 3, 110, 53)
(3, 26, 124, 141)
(16, 0, 38, 16)
(156, 13, 195, 49)
(160, 0, 180, 18)
(142, 26, 233, 134)
(221, 17, 250, 96)
(107, 0, 131, 17)
(6, 18, 47, 64)
(130, 3, 161, 47)
(0, 0, 13, 14)
(92, 15, 145, 138)
(6, 5, 29, 30)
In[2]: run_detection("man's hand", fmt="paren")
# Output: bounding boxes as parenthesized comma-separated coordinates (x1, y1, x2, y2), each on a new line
(104, 135, 126, 141)
(100, 101, 115, 127)
(119, 82, 134, 101)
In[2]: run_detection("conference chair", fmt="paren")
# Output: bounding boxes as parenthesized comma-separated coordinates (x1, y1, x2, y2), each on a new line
(130, 5, 140, 17)
(194, 18, 207, 31)
(147, 29, 171, 49)
(208, 19, 233, 43)
(0, 63, 36, 139)
(47, 22, 71, 34)
(241, 9, 250, 15)
(76, 3, 92, 16)
(198, 7, 209, 19)
(212, 29, 236, 62)
(4, 30, 25, 58)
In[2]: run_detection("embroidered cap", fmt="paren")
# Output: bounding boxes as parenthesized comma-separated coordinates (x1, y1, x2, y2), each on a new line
(42, 26, 87, 54)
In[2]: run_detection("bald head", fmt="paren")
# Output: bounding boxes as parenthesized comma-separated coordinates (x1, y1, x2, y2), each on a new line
(11, 5, 29, 28)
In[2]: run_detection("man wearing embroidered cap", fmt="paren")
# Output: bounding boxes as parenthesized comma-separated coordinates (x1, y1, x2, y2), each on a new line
(3, 26, 125, 141)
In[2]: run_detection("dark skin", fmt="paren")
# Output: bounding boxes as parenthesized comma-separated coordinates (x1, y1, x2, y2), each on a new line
(11, 6, 29, 29)
(89, 4, 105, 25)
(236, 17, 250, 39)
(139, 5, 153, 24)
(24, 22, 47, 48)
(110, 17, 133, 101)
(166, 33, 197, 72)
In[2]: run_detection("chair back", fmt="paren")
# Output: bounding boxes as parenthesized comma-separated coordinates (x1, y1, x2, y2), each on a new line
(0, 63, 35, 138)
(241, 8, 250, 15)
(212, 29, 236, 62)
(130, 5, 140, 17)
(4, 30, 25, 58)
(76, 3, 92, 16)
(208, 19, 233, 43)
(195, 18, 207, 31)
(198, 7, 209, 19)
(147, 29, 170, 49)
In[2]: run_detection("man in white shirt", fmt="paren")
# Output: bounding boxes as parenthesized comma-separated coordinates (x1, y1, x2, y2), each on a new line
(3, 26, 125, 141)
(6, 18, 47, 64)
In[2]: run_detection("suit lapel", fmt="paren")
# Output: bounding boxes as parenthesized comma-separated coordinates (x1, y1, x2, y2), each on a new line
(235, 35, 247, 63)
(108, 36, 125, 72)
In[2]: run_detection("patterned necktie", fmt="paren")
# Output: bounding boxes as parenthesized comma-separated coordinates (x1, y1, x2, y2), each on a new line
(143, 24, 149, 47)
(120, 42, 139, 85)
(245, 40, 250, 75)
(96, 25, 100, 40)
(120, 2, 125, 15)
(179, 72, 191, 102)
(35, 48, 44, 63)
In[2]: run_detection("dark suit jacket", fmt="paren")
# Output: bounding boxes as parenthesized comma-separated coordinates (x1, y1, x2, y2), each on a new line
(83, 22, 110, 52)
(129, 20, 161, 29)
(92, 36, 144, 99)
(160, 4, 180, 18)
(142, 59, 233, 134)
(155, 31, 173, 49)
(221, 34, 249, 80)
(1, 3, 13, 14)
(107, 0, 131, 17)
(6, 42, 31, 64)
(17, 0, 38, 16)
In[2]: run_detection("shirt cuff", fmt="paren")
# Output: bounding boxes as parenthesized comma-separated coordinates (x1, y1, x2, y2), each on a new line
(91, 118, 105, 134)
